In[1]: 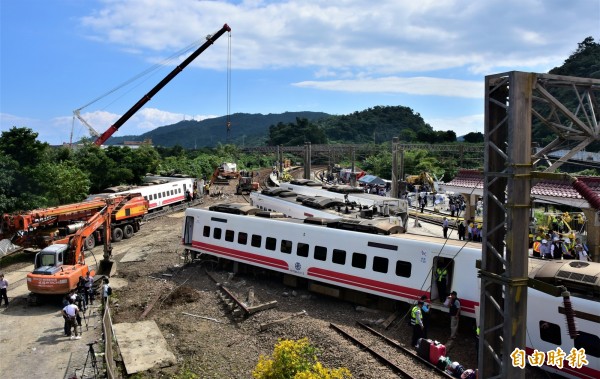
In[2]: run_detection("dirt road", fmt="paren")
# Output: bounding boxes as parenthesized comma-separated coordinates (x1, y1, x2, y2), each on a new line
(0, 255, 105, 378)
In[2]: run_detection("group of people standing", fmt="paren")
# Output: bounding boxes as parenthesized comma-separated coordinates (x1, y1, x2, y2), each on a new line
(532, 234, 591, 261)
(62, 272, 112, 339)
(410, 291, 461, 347)
(442, 218, 482, 242)
(411, 260, 461, 348)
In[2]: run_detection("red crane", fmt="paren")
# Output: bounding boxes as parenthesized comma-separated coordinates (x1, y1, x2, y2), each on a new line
(94, 23, 231, 146)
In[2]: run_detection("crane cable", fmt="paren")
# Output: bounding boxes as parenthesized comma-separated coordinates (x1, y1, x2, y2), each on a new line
(226, 30, 232, 142)
(70, 40, 205, 144)
(76, 40, 202, 113)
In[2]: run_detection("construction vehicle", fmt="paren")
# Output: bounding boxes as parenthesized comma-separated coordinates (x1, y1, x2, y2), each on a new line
(218, 162, 239, 179)
(92, 24, 231, 146)
(405, 171, 436, 193)
(208, 162, 242, 188)
(26, 194, 140, 297)
(236, 176, 259, 195)
(1, 194, 148, 249)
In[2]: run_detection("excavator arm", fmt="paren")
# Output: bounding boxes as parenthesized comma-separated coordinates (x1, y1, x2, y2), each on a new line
(94, 23, 231, 146)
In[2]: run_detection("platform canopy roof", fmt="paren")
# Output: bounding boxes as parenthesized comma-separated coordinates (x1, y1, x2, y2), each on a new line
(440, 169, 600, 209)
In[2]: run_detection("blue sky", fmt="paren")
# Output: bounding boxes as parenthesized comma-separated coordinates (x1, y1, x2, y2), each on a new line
(1, 0, 599, 146)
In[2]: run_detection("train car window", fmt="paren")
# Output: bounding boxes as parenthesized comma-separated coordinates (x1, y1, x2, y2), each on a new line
(352, 252, 367, 269)
(203, 226, 210, 237)
(251, 234, 262, 248)
(539, 321, 561, 345)
(144, 196, 148, 201)
(373, 256, 389, 273)
(332, 249, 346, 265)
(575, 331, 600, 357)
(314, 246, 327, 261)
(395, 260, 412, 277)
(297, 243, 309, 257)
(225, 230, 234, 242)
(213, 228, 222, 240)
(170, 190, 174, 195)
(159, 193, 162, 198)
(153, 194, 157, 200)
(280, 240, 292, 254)
(163, 192, 166, 197)
(238, 232, 248, 245)
(265, 237, 276, 251)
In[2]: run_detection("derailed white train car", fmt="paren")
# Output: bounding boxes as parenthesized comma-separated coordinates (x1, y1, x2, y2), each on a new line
(182, 205, 600, 378)
(89, 176, 197, 213)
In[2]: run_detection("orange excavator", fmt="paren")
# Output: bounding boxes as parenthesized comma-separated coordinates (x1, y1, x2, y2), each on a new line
(26, 194, 144, 297)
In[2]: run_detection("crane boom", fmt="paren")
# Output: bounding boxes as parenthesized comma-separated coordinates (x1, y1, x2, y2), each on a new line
(74, 109, 100, 137)
(94, 23, 231, 146)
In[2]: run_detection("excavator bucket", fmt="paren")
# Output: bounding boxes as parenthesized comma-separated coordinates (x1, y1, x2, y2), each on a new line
(96, 258, 116, 277)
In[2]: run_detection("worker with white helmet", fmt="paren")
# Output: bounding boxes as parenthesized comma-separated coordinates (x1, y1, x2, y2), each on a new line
(540, 239, 550, 259)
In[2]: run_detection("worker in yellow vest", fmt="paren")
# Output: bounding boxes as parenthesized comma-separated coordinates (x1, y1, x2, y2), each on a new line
(436, 264, 448, 300)
(532, 237, 542, 257)
(410, 301, 425, 348)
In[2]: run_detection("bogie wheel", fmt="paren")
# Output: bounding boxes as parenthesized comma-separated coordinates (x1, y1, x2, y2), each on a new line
(112, 227, 124, 242)
(85, 235, 96, 250)
(123, 224, 134, 239)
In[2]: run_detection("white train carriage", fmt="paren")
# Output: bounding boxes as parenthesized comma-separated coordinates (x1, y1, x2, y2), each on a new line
(280, 180, 404, 210)
(90, 177, 196, 213)
(251, 187, 409, 229)
(183, 205, 481, 314)
(182, 205, 600, 379)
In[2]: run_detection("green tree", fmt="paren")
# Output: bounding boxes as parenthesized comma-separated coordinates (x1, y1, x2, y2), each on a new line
(0, 155, 18, 213)
(34, 162, 91, 205)
(131, 145, 161, 178)
(269, 118, 328, 146)
(362, 151, 392, 179)
(0, 127, 52, 211)
(0, 127, 49, 167)
(463, 132, 484, 143)
(73, 144, 119, 192)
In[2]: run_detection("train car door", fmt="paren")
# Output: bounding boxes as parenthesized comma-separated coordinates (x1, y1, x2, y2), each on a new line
(183, 216, 194, 245)
(431, 257, 454, 302)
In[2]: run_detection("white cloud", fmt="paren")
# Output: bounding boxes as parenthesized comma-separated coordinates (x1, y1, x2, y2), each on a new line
(426, 113, 485, 136)
(293, 77, 482, 98)
(78, 0, 598, 77)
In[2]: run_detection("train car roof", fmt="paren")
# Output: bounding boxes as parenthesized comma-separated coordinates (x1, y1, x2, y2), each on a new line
(529, 259, 600, 297)
(198, 204, 478, 247)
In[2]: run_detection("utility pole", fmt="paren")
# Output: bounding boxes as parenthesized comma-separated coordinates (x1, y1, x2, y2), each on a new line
(350, 147, 356, 187)
(304, 142, 312, 180)
(392, 137, 399, 198)
(279, 145, 283, 174)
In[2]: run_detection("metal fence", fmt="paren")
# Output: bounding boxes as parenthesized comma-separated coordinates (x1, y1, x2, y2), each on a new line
(102, 298, 117, 379)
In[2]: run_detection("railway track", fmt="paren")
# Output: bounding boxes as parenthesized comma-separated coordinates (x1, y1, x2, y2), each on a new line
(330, 322, 451, 379)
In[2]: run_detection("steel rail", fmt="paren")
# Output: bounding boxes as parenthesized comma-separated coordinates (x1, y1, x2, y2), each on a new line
(330, 322, 416, 379)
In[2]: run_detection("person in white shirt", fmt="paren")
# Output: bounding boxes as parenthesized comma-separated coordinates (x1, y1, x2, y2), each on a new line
(102, 278, 112, 304)
(576, 244, 591, 261)
(62, 298, 81, 339)
(442, 217, 449, 239)
(0, 273, 8, 306)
